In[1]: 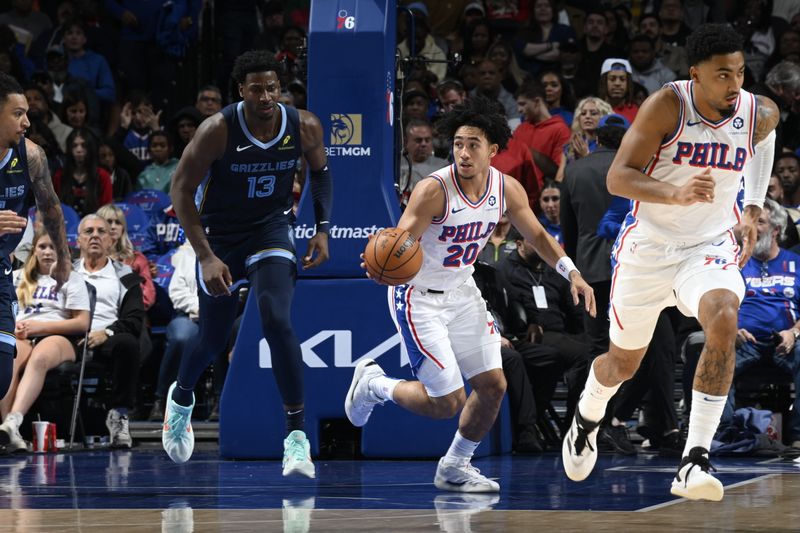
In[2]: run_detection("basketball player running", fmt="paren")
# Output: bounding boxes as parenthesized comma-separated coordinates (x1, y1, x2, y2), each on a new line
(562, 24, 778, 501)
(164, 51, 332, 478)
(346, 96, 595, 492)
(0, 73, 71, 408)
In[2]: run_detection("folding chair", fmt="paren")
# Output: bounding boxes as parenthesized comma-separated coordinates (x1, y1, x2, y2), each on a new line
(68, 282, 97, 450)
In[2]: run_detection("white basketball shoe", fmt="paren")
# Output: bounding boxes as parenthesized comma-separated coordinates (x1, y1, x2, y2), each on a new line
(670, 446, 724, 501)
(344, 358, 385, 427)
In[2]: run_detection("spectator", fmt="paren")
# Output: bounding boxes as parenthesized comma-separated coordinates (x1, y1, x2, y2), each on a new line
(24, 83, 71, 152)
(576, 9, 623, 99)
(512, 79, 570, 183)
(459, 19, 493, 68)
(554, 96, 613, 182)
(488, 39, 527, 95)
(628, 35, 676, 96)
(59, 90, 102, 139)
(435, 78, 467, 114)
(0, 47, 27, 83)
(25, 118, 63, 176)
(470, 59, 518, 123)
(598, 58, 638, 124)
(658, 0, 691, 47)
(603, 6, 630, 52)
(115, 92, 160, 164)
(0, 230, 90, 453)
(96, 204, 156, 311)
(402, 88, 431, 122)
(477, 214, 516, 266)
(537, 179, 561, 246)
(638, 12, 689, 78)
(75, 214, 144, 448)
(768, 173, 784, 204)
(750, 61, 800, 159)
(215, 0, 260, 95)
(777, 153, 800, 207)
(0, 0, 52, 42)
(734, 0, 774, 82)
(539, 70, 575, 127)
(53, 127, 113, 217)
(491, 135, 540, 210)
(515, 0, 575, 76)
(28, 0, 75, 70)
(398, 118, 448, 206)
(397, 3, 447, 82)
(136, 131, 178, 193)
(168, 106, 202, 158)
(559, 38, 591, 99)
(273, 25, 306, 89)
(62, 18, 115, 109)
(194, 85, 223, 119)
(98, 139, 134, 202)
(441, 1, 486, 64)
(140, 204, 184, 262)
(764, 28, 800, 75)
(252, 1, 286, 55)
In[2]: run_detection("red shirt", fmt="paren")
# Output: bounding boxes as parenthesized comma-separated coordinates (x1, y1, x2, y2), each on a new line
(53, 166, 113, 217)
(613, 102, 639, 125)
(491, 137, 540, 211)
(511, 116, 571, 183)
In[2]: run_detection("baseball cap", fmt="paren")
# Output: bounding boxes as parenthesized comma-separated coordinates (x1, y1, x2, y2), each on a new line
(405, 1, 429, 17)
(403, 89, 430, 105)
(598, 113, 630, 130)
(600, 58, 632, 75)
(46, 44, 64, 56)
(464, 1, 486, 15)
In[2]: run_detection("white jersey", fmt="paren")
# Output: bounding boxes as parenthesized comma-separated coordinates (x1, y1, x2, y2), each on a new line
(14, 271, 91, 323)
(633, 80, 757, 242)
(411, 164, 505, 291)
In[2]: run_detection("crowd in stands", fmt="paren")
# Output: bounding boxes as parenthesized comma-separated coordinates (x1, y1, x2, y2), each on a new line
(0, 0, 800, 456)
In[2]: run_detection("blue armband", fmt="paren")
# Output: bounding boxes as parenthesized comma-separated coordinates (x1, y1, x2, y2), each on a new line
(310, 164, 333, 234)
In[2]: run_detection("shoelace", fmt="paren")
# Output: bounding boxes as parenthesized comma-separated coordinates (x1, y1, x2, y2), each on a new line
(573, 423, 595, 455)
(685, 454, 716, 478)
(165, 410, 189, 437)
(286, 439, 308, 463)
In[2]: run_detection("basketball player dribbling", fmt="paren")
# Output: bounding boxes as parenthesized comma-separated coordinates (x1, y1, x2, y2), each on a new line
(561, 24, 779, 501)
(346, 96, 595, 492)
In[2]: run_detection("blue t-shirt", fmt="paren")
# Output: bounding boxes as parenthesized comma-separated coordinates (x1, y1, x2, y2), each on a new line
(739, 248, 800, 342)
(538, 214, 562, 247)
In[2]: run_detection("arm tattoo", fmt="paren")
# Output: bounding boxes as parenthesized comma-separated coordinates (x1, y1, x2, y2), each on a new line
(28, 143, 70, 262)
(753, 95, 779, 145)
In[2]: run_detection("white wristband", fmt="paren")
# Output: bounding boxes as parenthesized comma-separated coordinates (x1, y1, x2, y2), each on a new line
(556, 256, 578, 281)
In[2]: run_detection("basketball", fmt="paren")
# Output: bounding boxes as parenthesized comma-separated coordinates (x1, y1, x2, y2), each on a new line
(363, 227, 423, 285)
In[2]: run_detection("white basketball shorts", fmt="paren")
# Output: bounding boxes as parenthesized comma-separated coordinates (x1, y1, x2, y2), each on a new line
(388, 277, 502, 397)
(609, 222, 745, 350)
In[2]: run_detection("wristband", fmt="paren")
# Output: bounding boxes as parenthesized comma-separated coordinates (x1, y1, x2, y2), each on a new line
(556, 256, 578, 281)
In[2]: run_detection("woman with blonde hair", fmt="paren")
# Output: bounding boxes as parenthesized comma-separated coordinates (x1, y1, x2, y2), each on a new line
(555, 97, 613, 182)
(96, 204, 156, 310)
(0, 230, 91, 452)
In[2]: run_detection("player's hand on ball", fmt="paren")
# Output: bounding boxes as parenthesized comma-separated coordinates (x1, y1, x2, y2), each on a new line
(569, 272, 596, 317)
(674, 167, 715, 205)
(200, 254, 232, 296)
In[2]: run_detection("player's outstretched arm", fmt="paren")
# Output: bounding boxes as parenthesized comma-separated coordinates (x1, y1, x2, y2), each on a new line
(26, 138, 70, 288)
(170, 114, 231, 295)
(299, 110, 331, 269)
(607, 87, 712, 206)
(504, 176, 595, 316)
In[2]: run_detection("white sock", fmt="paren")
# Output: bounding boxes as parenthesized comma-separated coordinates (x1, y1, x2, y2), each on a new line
(4, 411, 22, 428)
(577, 361, 622, 423)
(444, 430, 480, 462)
(369, 376, 403, 402)
(683, 390, 727, 457)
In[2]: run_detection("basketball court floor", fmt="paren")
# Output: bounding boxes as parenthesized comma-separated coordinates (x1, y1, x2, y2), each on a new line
(1, 447, 799, 532)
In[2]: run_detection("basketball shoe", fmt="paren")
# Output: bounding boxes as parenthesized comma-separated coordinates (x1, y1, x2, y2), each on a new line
(562, 407, 602, 481)
(344, 358, 385, 427)
(670, 446, 724, 501)
(434, 457, 500, 492)
(162, 382, 195, 464)
(0, 412, 27, 453)
(283, 430, 315, 478)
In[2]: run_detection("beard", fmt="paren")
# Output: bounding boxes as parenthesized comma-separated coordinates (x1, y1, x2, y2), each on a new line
(718, 103, 736, 118)
(752, 230, 774, 261)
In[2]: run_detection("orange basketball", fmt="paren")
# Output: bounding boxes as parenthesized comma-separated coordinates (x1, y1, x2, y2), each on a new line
(363, 227, 423, 285)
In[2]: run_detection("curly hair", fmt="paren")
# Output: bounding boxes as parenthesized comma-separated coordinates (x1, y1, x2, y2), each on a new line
(436, 95, 511, 150)
(0, 72, 23, 105)
(686, 23, 744, 67)
(232, 50, 282, 85)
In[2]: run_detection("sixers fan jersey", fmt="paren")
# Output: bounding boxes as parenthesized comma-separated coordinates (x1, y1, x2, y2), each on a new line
(0, 138, 32, 256)
(411, 165, 505, 291)
(738, 249, 800, 343)
(634, 80, 757, 242)
(195, 102, 302, 235)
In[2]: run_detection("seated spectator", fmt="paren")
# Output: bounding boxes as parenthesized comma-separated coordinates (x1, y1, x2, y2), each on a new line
(0, 230, 90, 452)
(24, 83, 71, 152)
(25, 118, 63, 176)
(59, 90, 102, 139)
(62, 18, 115, 108)
(629, 35, 676, 96)
(477, 214, 516, 267)
(537, 180, 562, 246)
(776, 153, 800, 207)
(96, 205, 156, 311)
(638, 12, 689, 79)
(539, 70, 575, 128)
(398, 119, 448, 206)
(402, 88, 431, 123)
(168, 106, 203, 158)
(75, 215, 145, 448)
(0, 47, 27, 83)
(195, 85, 223, 119)
(141, 204, 184, 262)
(98, 139, 134, 201)
(136, 131, 178, 193)
(575, 10, 624, 98)
(0, 1, 52, 42)
(491, 136, 540, 210)
(598, 58, 638, 124)
(515, 0, 576, 76)
(114, 92, 160, 164)
(397, 4, 447, 82)
(53, 127, 113, 218)
(487, 39, 527, 95)
(471, 59, 519, 125)
(512, 80, 570, 183)
(554, 96, 613, 182)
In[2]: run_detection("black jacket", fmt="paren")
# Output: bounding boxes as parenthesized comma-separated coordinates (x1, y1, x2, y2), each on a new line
(75, 258, 145, 337)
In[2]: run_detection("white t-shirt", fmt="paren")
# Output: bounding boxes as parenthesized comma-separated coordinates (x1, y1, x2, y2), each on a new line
(14, 271, 91, 322)
(76, 259, 121, 330)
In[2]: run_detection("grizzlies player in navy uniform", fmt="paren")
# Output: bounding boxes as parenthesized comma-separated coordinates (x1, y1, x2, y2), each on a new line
(163, 51, 331, 477)
(0, 73, 71, 413)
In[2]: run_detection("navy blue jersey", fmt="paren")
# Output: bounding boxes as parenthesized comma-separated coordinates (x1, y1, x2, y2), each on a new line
(739, 248, 800, 342)
(0, 139, 32, 256)
(196, 102, 302, 235)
